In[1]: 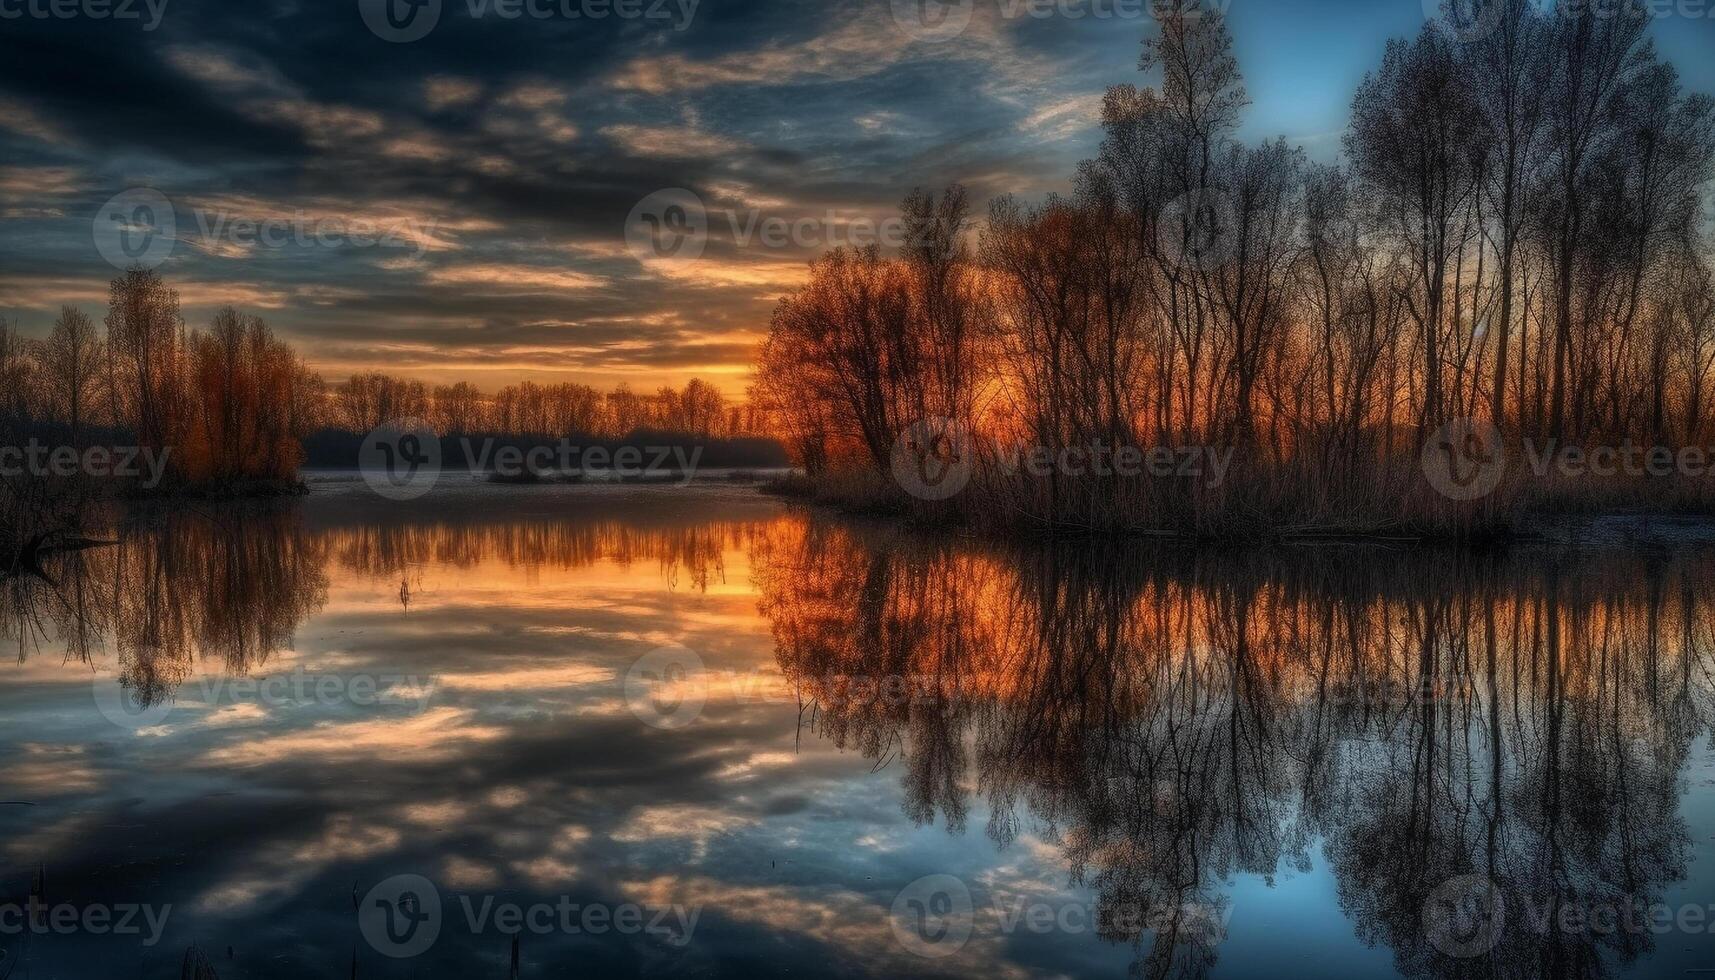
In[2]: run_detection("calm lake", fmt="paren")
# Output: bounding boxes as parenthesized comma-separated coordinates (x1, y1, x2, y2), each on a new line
(3, 477, 1714, 978)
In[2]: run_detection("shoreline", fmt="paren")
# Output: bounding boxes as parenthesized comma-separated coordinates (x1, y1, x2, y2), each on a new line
(758, 474, 1715, 552)
(18, 475, 1715, 562)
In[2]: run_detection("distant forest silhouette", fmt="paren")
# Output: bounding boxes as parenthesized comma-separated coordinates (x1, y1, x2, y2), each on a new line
(0, 267, 774, 487)
(755, 0, 1715, 537)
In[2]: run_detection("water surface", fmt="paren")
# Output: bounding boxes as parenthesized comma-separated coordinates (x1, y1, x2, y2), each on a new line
(3, 480, 1713, 978)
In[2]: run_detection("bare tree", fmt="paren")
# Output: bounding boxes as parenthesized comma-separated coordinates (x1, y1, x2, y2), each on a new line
(1347, 26, 1485, 429)
(104, 267, 185, 453)
(0, 317, 34, 422)
(1535, 0, 1651, 439)
(39, 306, 105, 437)
(1467, 0, 1550, 430)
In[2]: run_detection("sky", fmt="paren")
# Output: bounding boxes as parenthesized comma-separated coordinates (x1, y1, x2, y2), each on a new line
(1, 0, 1712, 396)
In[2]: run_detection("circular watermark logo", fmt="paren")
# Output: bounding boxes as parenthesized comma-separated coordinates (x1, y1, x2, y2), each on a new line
(1423, 874, 1506, 958)
(890, 417, 975, 502)
(93, 188, 176, 271)
(1158, 189, 1238, 273)
(92, 673, 174, 732)
(359, 874, 443, 958)
(1424, 0, 1504, 43)
(623, 644, 707, 730)
(625, 188, 708, 265)
(1422, 417, 1506, 501)
(889, 0, 974, 41)
(889, 874, 974, 958)
(359, 419, 442, 501)
(359, 0, 442, 42)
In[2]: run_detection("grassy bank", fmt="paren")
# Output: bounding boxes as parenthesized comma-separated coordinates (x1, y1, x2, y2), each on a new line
(765, 458, 1715, 544)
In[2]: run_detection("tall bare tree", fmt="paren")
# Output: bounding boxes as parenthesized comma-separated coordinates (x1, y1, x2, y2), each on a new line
(39, 306, 104, 437)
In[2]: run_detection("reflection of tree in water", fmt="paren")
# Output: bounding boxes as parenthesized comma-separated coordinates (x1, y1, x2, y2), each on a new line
(2, 505, 329, 708)
(754, 521, 1715, 979)
(6, 510, 757, 710)
(1, 530, 112, 665)
(1327, 565, 1703, 980)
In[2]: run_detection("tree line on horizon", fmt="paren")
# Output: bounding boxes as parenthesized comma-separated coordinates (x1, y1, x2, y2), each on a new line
(0, 268, 763, 493)
(754, 0, 1715, 536)
(331, 372, 762, 441)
